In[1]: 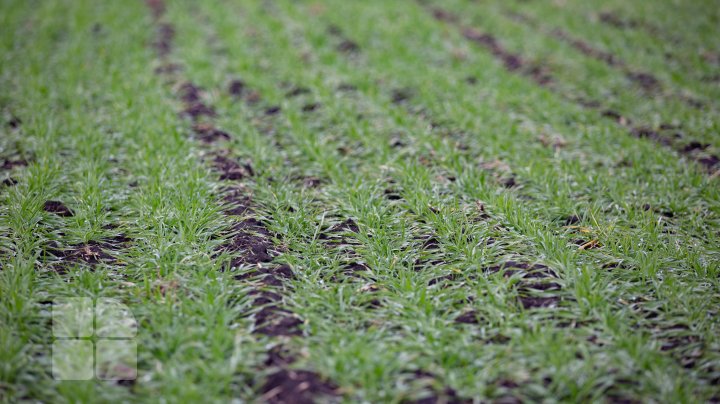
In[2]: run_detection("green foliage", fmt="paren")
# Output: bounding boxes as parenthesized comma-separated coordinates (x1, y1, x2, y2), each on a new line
(1, 0, 718, 402)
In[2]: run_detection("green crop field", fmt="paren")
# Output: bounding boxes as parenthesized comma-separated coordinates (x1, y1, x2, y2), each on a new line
(1, 0, 719, 402)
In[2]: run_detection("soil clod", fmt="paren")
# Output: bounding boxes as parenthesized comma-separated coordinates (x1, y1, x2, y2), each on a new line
(260, 369, 339, 404)
(212, 155, 254, 180)
(302, 176, 323, 188)
(602, 110, 631, 125)
(43, 200, 74, 217)
(264, 345, 297, 367)
(153, 23, 175, 57)
(391, 88, 413, 104)
(193, 123, 231, 143)
(265, 106, 282, 115)
(49, 239, 127, 267)
(627, 71, 661, 92)
(698, 155, 720, 170)
(384, 188, 403, 200)
(182, 103, 216, 120)
(501, 176, 518, 188)
(254, 306, 302, 336)
(455, 311, 479, 324)
(337, 39, 360, 54)
(301, 103, 320, 112)
(327, 219, 360, 234)
(222, 189, 252, 216)
(519, 296, 560, 309)
(286, 86, 310, 97)
(224, 218, 275, 266)
(7, 116, 21, 129)
(178, 82, 202, 103)
(681, 142, 710, 153)
(228, 79, 246, 96)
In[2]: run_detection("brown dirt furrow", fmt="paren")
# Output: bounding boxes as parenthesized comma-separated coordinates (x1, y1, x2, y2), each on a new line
(550, 28, 621, 67)
(461, 27, 553, 86)
(425, 5, 720, 176)
(597, 11, 683, 46)
(174, 80, 299, 336)
(324, 24, 556, 298)
(596, 114, 715, 172)
(506, 10, 709, 108)
(218, 186, 301, 337)
(142, 4, 342, 400)
(428, 8, 552, 85)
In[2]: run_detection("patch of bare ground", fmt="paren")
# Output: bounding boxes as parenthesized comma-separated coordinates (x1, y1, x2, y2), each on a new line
(260, 368, 340, 404)
(43, 200, 74, 217)
(47, 234, 133, 271)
